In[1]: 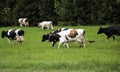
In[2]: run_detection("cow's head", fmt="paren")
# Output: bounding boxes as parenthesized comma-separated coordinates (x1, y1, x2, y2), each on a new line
(49, 34, 61, 42)
(1, 31, 7, 38)
(16, 36, 24, 43)
(97, 27, 104, 34)
(41, 34, 49, 42)
(38, 23, 42, 27)
(18, 30, 24, 36)
(24, 18, 28, 22)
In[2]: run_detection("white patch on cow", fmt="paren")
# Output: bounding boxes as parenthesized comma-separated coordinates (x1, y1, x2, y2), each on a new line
(15, 29, 21, 36)
(7, 29, 13, 36)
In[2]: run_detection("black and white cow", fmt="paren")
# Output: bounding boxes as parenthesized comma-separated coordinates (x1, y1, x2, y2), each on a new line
(48, 29, 86, 49)
(41, 28, 69, 47)
(97, 26, 120, 40)
(18, 18, 29, 27)
(1, 29, 25, 44)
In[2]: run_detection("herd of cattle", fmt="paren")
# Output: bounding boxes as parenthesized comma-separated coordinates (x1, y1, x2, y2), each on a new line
(1, 18, 120, 49)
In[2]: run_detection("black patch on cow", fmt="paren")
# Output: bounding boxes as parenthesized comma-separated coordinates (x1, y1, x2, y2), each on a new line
(49, 34, 61, 42)
(8, 30, 16, 40)
(65, 35, 69, 40)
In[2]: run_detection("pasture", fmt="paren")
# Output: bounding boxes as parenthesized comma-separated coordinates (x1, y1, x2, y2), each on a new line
(0, 26, 120, 72)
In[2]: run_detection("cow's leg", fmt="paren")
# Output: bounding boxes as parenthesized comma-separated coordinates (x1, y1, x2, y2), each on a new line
(7, 39, 11, 44)
(80, 41, 86, 48)
(26, 22, 29, 27)
(51, 25, 54, 30)
(52, 41, 56, 47)
(83, 37, 86, 48)
(64, 43, 69, 48)
(112, 36, 115, 40)
(79, 42, 84, 47)
(27, 24, 29, 27)
(11, 40, 14, 45)
(58, 42, 62, 49)
(8, 39, 14, 45)
(78, 36, 85, 48)
(25, 24, 26, 27)
(47, 26, 49, 30)
(20, 24, 23, 27)
(24, 23, 27, 27)
(107, 36, 111, 41)
(42, 26, 44, 30)
(52, 41, 54, 47)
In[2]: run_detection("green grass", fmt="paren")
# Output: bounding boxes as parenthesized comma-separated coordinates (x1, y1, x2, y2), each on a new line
(0, 26, 120, 72)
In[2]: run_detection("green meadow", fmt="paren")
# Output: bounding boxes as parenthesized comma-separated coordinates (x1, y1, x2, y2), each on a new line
(0, 26, 120, 72)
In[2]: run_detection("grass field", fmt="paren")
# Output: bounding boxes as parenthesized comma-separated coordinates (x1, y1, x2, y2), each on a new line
(0, 26, 120, 72)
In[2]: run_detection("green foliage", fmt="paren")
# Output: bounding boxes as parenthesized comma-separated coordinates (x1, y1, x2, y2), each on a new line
(0, 0, 120, 26)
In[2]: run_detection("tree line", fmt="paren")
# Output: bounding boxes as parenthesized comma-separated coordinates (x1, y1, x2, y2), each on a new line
(0, 0, 120, 27)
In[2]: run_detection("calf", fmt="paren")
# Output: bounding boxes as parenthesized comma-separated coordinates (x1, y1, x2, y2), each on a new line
(49, 29, 85, 49)
(18, 18, 29, 27)
(1, 29, 25, 44)
(97, 26, 120, 40)
(38, 21, 54, 30)
(41, 28, 69, 47)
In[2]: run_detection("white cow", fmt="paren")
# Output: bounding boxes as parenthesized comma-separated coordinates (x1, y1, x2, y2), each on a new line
(38, 21, 54, 30)
(18, 18, 29, 27)
(49, 29, 86, 49)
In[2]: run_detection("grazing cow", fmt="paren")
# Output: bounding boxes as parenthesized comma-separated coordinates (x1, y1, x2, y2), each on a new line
(97, 26, 120, 40)
(18, 18, 29, 27)
(41, 28, 69, 47)
(38, 21, 54, 30)
(48, 29, 86, 49)
(1, 29, 25, 44)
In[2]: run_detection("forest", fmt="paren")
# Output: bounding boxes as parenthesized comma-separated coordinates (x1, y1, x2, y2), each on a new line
(0, 0, 120, 26)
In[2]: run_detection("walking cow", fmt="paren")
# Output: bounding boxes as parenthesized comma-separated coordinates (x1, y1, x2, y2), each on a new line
(97, 26, 120, 40)
(48, 29, 86, 49)
(38, 21, 54, 30)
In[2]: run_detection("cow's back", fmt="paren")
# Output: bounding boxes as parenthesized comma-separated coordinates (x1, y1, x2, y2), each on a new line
(107, 26, 120, 35)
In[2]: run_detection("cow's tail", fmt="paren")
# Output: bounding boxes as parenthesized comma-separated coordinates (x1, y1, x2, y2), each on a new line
(83, 30, 88, 42)
(83, 30, 95, 43)
(84, 30, 88, 41)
